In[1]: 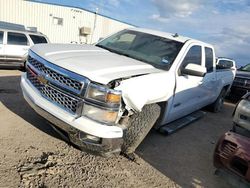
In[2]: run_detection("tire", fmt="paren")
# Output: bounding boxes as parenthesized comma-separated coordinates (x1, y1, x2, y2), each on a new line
(121, 104, 161, 154)
(209, 89, 227, 113)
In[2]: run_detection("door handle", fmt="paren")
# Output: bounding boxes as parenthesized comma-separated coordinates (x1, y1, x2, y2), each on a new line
(23, 47, 29, 50)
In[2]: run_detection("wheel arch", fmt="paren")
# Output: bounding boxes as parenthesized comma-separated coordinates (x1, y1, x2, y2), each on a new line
(154, 101, 168, 129)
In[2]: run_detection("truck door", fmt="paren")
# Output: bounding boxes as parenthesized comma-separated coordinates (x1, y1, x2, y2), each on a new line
(5, 32, 30, 62)
(167, 45, 205, 123)
(0, 31, 5, 63)
(198, 47, 217, 107)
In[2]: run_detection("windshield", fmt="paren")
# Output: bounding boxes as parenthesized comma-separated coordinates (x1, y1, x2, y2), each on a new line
(96, 30, 184, 70)
(240, 64, 250, 72)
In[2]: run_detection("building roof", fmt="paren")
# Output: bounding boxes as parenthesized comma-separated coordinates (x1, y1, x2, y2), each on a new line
(27, 0, 135, 26)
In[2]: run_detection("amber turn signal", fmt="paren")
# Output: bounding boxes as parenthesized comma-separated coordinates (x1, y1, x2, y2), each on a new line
(106, 93, 121, 104)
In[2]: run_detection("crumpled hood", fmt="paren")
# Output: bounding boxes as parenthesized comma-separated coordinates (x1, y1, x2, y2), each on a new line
(236, 70, 250, 79)
(30, 44, 163, 84)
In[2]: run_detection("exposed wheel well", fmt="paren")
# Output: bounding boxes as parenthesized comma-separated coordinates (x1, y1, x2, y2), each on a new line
(154, 101, 168, 129)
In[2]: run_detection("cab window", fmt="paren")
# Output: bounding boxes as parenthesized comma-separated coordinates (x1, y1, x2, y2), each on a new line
(217, 60, 233, 69)
(0, 31, 3, 44)
(205, 47, 214, 73)
(29, 35, 47, 44)
(7, 32, 28, 45)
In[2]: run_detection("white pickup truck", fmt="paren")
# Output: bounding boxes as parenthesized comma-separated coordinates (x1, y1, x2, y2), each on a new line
(21, 28, 234, 156)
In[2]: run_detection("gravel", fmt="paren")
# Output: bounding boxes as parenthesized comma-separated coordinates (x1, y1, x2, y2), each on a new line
(0, 70, 234, 187)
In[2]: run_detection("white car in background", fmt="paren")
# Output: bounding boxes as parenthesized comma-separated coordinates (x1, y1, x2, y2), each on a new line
(0, 27, 49, 69)
(216, 57, 236, 76)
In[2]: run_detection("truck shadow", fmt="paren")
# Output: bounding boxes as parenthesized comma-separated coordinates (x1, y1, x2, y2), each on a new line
(136, 102, 235, 188)
(0, 75, 62, 141)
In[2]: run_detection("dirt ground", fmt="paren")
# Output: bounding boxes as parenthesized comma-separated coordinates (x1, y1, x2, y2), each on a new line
(0, 70, 235, 187)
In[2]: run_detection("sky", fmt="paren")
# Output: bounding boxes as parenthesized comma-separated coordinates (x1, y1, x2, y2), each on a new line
(34, 0, 250, 66)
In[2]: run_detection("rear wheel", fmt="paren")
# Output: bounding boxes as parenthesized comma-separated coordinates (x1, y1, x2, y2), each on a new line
(121, 104, 161, 154)
(209, 89, 227, 113)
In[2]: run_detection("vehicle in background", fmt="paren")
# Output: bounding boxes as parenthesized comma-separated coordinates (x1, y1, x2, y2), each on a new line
(21, 28, 235, 156)
(214, 92, 250, 187)
(229, 63, 250, 99)
(0, 21, 49, 69)
(216, 57, 236, 76)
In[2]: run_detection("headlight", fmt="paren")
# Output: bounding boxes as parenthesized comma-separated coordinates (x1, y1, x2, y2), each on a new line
(84, 83, 121, 124)
(82, 103, 118, 123)
(86, 83, 121, 104)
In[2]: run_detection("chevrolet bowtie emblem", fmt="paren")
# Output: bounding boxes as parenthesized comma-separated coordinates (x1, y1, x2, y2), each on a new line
(37, 75, 48, 85)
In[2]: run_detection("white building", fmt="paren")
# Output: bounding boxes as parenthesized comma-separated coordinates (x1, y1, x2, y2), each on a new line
(0, 0, 133, 44)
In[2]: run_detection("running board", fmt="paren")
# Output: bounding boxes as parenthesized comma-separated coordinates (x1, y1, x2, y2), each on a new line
(159, 111, 206, 135)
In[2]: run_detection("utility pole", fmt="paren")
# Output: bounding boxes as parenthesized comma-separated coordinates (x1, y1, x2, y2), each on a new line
(90, 7, 98, 44)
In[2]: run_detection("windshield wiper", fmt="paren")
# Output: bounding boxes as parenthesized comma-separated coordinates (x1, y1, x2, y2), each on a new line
(95, 44, 113, 52)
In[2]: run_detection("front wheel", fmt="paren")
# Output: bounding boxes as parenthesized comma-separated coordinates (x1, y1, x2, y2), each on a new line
(121, 104, 161, 154)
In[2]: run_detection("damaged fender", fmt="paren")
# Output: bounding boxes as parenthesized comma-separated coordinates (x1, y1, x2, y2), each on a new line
(116, 71, 175, 112)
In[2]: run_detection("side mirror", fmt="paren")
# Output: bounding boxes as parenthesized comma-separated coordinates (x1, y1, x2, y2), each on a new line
(182, 63, 207, 77)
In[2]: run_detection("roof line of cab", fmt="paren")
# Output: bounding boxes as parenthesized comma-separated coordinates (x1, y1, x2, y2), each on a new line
(128, 27, 214, 47)
(217, 57, 235, 61)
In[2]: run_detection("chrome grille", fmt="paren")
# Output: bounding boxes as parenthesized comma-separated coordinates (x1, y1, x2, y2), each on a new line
(28, 56, 83, 92)
(40, 85, 79, 113)
(27, 68, 80, 113)
(27, 68, 42, 89)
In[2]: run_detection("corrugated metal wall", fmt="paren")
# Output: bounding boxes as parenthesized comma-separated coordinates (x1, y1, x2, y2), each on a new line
(0, 0, 132, 43)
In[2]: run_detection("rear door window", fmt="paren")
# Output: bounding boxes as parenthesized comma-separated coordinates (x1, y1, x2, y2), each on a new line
(205, 47, 214, 73)
(0, 31, 4, 44)
(217, 60, 233, 69)
(29, 35, 47, 44)
(7, 32, 28, 45)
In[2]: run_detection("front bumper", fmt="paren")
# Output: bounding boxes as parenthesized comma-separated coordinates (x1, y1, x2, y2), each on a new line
(214, 131, 250, 183)
(0, 61, 25, 68)
(21, 74, 123, 156)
